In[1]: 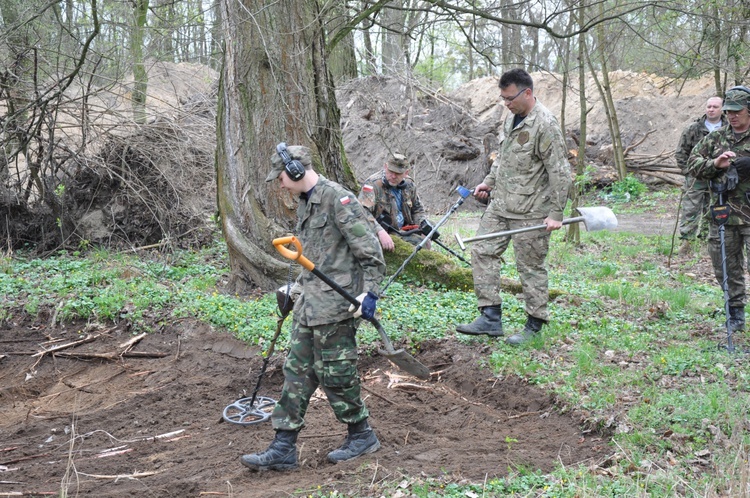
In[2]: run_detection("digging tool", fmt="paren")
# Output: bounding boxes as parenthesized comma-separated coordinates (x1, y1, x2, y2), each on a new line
(222, 294, 291, 425)
(454, 206, 618, 251)
(381, 185, 473, 294)
(272, 236, 431, 380)
(710, 180, 735, 353)
(378, 217, 471, 266)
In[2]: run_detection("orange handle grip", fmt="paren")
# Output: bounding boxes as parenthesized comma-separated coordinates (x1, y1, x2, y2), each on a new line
(272, 236, 315, 271)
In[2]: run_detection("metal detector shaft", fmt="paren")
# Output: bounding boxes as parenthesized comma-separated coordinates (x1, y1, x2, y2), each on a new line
(455, 206, 618, 251)
(455, 216, 585, 250)
(381, 186, 472, 293)
(713, 188, 735, 353)
(272, 236, 431, 379)
(248, 314, 286, 408)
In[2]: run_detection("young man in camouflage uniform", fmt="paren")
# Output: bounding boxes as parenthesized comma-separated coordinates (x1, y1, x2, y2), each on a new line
(675, 96, 726, 254)
(358, 152, 430, 251)
(456, 69, 571, 345)
(688, 87, 750, 334)
(241, 144, 386, 471)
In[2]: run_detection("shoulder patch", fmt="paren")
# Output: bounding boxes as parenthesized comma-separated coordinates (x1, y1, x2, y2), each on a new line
(351, 223, 367, 237)
(362, 184, 373, 192)
(340, 196, 351, 205)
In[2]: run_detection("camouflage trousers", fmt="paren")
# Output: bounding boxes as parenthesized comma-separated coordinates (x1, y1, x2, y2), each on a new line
(707, 223, 750, 308)
(271, 318, 368, 432)
(470, 211, 551, 321)
(679, 177, 710, 239)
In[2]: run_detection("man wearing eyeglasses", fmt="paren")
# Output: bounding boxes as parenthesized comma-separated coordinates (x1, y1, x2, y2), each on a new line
(456, 68, 571, 345)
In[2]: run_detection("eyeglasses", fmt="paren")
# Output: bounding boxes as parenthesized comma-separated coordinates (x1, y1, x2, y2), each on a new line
(501, 88, 528, 103)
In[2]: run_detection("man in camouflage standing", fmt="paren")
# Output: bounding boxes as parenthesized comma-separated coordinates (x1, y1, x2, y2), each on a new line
(358, 152, 430, 251)
(688, 87, 750, 334)
(456, 69, 571, 345)
(675, 96, 726, 254)
(241, 144, 385, 471)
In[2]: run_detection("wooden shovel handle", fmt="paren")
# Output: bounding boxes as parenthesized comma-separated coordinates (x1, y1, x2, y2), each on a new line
(272, 236, 315, 271)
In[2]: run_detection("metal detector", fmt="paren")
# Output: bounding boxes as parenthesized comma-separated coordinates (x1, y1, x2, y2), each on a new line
(710, 180, 735, 353)
(381, 185, 473, 294)
(222, 289, 292, 425)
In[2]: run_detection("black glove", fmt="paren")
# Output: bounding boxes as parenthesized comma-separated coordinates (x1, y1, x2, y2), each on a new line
(725, 165, 739, 191)
(732, 156, 750, 180)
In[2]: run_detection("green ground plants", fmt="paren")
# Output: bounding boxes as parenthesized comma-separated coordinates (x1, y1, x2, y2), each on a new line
(2, 189, 750, 497)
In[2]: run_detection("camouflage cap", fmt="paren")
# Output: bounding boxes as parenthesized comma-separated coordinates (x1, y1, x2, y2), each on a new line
(266, 145, 312, 182)
(722, 88, 750, 112)
(386, 153, 410, 174)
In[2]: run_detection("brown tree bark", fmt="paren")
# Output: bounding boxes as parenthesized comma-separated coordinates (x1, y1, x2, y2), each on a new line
(216, 0, 355, 292)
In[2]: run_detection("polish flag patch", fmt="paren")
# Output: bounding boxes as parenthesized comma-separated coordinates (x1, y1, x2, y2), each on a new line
(340, 196, 351, 205)
(362, 184, 374, 192)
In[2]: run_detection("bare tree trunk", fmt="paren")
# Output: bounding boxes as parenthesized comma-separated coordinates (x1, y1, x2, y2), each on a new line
(327, 4, 358, 81)
(131, 0, 148, 124)
(216, 0, 354, 292)
(712, 3, 722, 94)
(382, 1, 408, 75)
(587, 9, 626, 180)
(568, 1, 588, 245)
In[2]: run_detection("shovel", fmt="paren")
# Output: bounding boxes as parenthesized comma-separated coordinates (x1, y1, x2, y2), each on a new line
(454, 206, 618, 250)
(272, 236, 431, 380)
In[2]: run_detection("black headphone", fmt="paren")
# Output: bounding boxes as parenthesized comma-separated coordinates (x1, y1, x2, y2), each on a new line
(276, 142, 306, 182)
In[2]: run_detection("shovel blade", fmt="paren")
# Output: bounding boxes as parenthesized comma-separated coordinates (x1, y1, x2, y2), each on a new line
(576, 206, 618, 232)
(377, 347, 431, 379)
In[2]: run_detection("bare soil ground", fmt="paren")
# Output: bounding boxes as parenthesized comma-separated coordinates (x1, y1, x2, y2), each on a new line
(1, 318, 609, 497)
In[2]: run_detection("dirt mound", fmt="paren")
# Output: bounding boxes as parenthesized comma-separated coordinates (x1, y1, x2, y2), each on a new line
(0, 320, 607, 496)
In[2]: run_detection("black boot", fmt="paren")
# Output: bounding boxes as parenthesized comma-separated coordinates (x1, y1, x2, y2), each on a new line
(241, 430, 298, 471)
(729, 306, 745, 332)
(456, 305, 503, 336)
(327, 419, 381, 464)
(506, 315, 546, 346)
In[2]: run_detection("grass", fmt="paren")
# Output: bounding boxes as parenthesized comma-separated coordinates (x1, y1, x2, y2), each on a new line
(2, 188, 750, 497)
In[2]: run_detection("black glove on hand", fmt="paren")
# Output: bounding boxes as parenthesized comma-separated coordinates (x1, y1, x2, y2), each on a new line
(732, 156, 750, 180)
(725, 165, 739, 191)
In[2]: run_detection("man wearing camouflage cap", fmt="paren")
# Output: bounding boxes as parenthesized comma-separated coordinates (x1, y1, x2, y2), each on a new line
(456, 68, 571, 345)
(358, 152, 430, 250)
(242, 143, 385, 471)
(688, 86, 750, 334)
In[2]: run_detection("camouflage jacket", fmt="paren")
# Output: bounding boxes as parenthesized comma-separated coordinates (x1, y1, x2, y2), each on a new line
(484, 99, 571, 221)
(293, 176, 385, 327)
(357, 171, 426, 231)
(675, 114, 728, 175)
(687, 126, 750, 225)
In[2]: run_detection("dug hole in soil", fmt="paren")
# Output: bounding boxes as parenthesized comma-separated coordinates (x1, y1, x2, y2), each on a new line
(1, 317, 608, 496)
